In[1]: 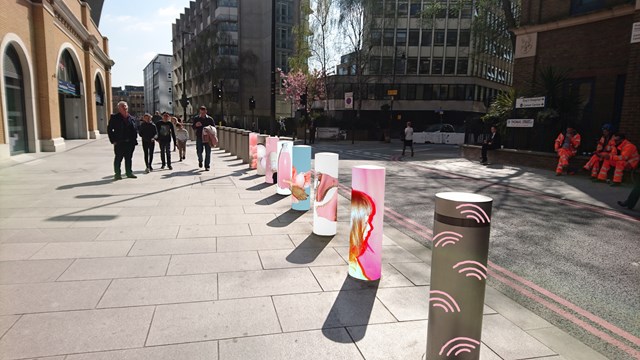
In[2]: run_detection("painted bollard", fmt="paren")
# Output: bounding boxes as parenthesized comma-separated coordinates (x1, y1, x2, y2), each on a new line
(426, 192, 492, 360)
(265, 136, 279, 183)
(249, 132, 258, 169)
(256, 134, 268, 175)
(276, 140, 293, 195)
(313, 152, 339, 236)
(348, 165, 385, 281)
(291, 145, 312, 211)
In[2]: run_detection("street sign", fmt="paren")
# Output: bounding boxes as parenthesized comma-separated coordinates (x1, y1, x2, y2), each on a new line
(515, 96, 545, 108)
(507, 119, 534, 128)
(344, 92, 353, 109)
(387, 89, 398, 96)
(632, 22, 640, 43)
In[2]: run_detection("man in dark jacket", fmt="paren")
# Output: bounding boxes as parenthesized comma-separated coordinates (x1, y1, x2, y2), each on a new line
(481, 125, 501, 165)
(192, 105, 215, 171)
(108, 101, 138, 180)
(138, 113, 157, 173)
(157, 112, 177, 170)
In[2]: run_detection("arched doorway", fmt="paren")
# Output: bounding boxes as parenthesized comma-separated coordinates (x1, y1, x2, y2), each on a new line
(95, 74, 106, 133)
(57, 49, 86, 139)
(3, 45, 28, 155)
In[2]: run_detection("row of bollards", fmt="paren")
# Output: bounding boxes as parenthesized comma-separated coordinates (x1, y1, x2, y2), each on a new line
(215, 126, 493, 360)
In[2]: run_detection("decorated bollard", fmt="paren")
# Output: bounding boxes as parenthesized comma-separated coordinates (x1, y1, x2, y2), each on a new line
(348, 165, 385, 281)
(291, 145, 312, 211)
(276, 140, 293, 195)
(256, 134, 268, 175)
(265, 136, 279, 183)
(426, 192, 492, 360)
(249, 132, 258, 169)
(313, 152, 339, 236)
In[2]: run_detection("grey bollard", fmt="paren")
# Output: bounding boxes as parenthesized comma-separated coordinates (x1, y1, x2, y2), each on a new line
(234, 129, 242, 158)
(229, 128, 238, 157)
(218, 126, 226, 151)
(426, 192, 492, 360)
(240, 130, 251, 164)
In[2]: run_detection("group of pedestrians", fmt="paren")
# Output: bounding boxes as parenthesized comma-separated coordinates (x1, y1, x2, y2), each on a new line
(107, 101, 216, 179)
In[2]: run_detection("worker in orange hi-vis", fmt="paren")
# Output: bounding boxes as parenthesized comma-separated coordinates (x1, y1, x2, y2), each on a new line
(554, 127, 581, 176)
(596, 134, 639, 186)
(583, 123, 615, 178)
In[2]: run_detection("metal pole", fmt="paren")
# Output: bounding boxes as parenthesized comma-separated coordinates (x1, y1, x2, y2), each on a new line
(220, 80, 224, 125)
(389, 46, 396, 142)
(270, 0, 276, 136)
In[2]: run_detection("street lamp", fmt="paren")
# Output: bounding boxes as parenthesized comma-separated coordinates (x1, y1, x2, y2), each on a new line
(436, 107, 444, 130)
(388, 46, 405, 142)
(181, 31, 194, 122)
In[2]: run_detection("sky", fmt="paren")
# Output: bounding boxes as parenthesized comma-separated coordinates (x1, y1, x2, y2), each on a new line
(100, 1, 186, 87)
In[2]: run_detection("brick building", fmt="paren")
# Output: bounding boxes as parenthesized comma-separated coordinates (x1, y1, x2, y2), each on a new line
(0, 0, 114, 158)
(111, 86, 145, 119)
(512, 0, 639, 150)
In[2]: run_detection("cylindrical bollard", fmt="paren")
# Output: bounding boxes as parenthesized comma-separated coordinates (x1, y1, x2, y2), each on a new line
(426, 192, 492, 360)
(241, 130, 250, 164)
(257, 134, 268, 175)
(291, 145, 312, 211)
(276, 140, 293, 195)
(249, 133, 259, 169)
(313, 152, 339, 236)
(265, 136, 279, 183)
(235, 129, 243, 158)
(229, 128, 237, 157)
(348, 165, 385, 281)
(220, 127, 228, 151)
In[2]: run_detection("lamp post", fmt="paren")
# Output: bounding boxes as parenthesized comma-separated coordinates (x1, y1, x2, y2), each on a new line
(387, 46, 405, 143)
(181, 31, 194, 122)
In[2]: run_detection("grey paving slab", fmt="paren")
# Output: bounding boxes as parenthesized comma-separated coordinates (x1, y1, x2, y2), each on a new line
(0, 307, 155, 359)
(249, 222, 313, 235)
(218, 268, 322, 299)
(98, 199, 160, 207)
(288, 233, 349, 248)
(481, 314, 556, 360)
(96, 226, 179, 241)
(0, 217, 73, 229)
(183, 206, 245, 215)
(65, 341, 219, 360)
(146, 215, 216, 227)
(273, 290, 397, 332)
(0, 259, 73, 284)
(0, 227, 105, 243)
(98, 274, 217, 308)
(0, 315, 20, 337)
(146, 297, 281, 346)
(243, 204, 291, 214)
(335, 245, 423, 264)
(259, 248, 346, 269)
(128, 238, 217, 256)
(310, 264, 414, 291)
(389, 261, 431, 286)
(30, 241, 134, 260)
(483, 286, 553, 331)
(167, 251, 262, 275)
(216, 213, 277, 224)
(58, 256, 171, 281)
(119, 207, 185, 216)
(177, 224, 251, 238)
(0, 280, 109, 315)
(218, 328, 364, 360)
(216, 234, 295, 252)
(69, 216, 151, 228)
(0, 243, 46, 261)
(528, 326, 608, 360)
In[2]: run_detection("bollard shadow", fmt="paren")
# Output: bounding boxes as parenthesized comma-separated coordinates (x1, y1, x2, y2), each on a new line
(47, 215, 117, 222)
(267, 209, 304, 227)
(256, 193, 286, 205)
(240, 174, 263, 181)
(223, 158, 240, 162)
(75, 194, 113, 199)
(57, 179, 114, 190)
(161, 169, 201, 178)
(322, 275, 380, 343)
(285, 234, 334, 264)
(246, 182, 272, 191)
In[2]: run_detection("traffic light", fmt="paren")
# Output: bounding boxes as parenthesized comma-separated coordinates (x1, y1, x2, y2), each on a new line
(179, 95, 189, 108)
(216, 86, 223, 100)
(299, 93, 307, 106)
(212, 85, 219, 103)
(249, 96, 256, 110)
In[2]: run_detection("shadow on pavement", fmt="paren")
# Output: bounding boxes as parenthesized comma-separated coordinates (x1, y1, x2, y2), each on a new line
(246, 182, 272, 191)
(240, 174, 263, 181)
(57, 179, 114, 190)
(47, 215, 117, 222)
(256, 193, 286, 205)
(161, 169, 202, 178)
(285, 234, 334, 264)
(322, 275, 379, 342)
(267, 209, 304, 227)
(75, 194, 113, 199)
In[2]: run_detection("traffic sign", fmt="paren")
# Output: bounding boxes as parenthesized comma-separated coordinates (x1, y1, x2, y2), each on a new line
(515, 96, 545, 108)
(507, 119, 534, 127)
(387, 89, 398, 96)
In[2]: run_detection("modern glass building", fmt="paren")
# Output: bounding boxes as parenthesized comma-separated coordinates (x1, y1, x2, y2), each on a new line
(143, 54, 173, 115)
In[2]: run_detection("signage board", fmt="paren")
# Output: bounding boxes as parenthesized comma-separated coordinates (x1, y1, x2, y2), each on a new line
(344, 92, 353, 109)
(507, 119, 534, 128)
(632, 22, 640, 44)
(515, 96, 545, 108)
(387, 89, 398, 96)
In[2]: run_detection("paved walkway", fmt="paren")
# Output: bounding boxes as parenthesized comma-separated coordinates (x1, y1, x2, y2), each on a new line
(0, 138, 610, 359)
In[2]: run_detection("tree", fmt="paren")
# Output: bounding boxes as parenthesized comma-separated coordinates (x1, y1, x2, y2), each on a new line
(290, 0, 313, 72)
(278, 68, 326, 112)
(309, 0, 337, 109)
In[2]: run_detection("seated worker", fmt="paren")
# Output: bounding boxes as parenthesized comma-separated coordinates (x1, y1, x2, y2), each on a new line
(618, 177, 640, 210)
(583, 123, 615, 178)
(480, 125, 501, 165)
(554, 126, 581, 175)
(596, 134, 639, 186)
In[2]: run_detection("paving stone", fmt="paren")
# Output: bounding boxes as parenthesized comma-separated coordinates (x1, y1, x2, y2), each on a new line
(0, 260, 73, 284)
(389, 261, 431, 286)
(58, 256, 170, 281)
(0, 228, 104, 243)
(259, 248, 346, 269)
(249, 222, 312, 235)
(0, 243, 46, 261)
(65, 341, 219, 360)
(483, 286, 553, 330)
(273, 290, 397, 332)
(99, 199, 160, 207)
(0, 315, 20, 337)
(178, 224, 251, 238)
(0, 217, 72, 229)
(30, 241, 134, 260)
(216, 213, 276, 225)
(218, 268, 321, 299)
(310, 265, 414, 291)
(184, 206, 245, 215)
(528, 326, 608, 360)
(288, 233, 349, 248)
(119, 207, 185, 216)
(98, 274, 217, 308)
(97, 226, 179, 241)
(217, 234, 294, 252)
(70, 216, 150, 228)
(0, 280, 109, 315)
(218, 328, 363, 360)
(146, 215, 216, 227)
(146, 297, 281, 346)
(0, 307, 154, 359)
(481, 314, 556, 360)
(334, 245, 423, 264)
(167, 251, 262, 275)
(128, 238, 217, 256)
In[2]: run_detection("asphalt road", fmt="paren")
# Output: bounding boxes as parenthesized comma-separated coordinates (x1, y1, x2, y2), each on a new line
(311, 140, 640, 360)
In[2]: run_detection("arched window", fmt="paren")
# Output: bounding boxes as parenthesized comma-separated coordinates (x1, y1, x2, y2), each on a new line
(3, 44, 28, 154)
(58, 50, 80, 97)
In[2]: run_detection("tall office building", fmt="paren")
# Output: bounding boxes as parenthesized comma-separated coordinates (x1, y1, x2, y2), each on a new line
(143, 54, 174, 115)
(172, 0, 301, 125)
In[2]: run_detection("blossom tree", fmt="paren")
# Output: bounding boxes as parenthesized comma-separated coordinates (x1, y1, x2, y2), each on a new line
(279, 68, 326, 113)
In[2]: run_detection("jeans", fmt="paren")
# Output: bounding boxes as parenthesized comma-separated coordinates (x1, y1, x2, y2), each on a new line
(159, 141, 172, 166)
(196, 139, 211, 168)
(113, 142, 135, 175)
(142, 140, 155, 169)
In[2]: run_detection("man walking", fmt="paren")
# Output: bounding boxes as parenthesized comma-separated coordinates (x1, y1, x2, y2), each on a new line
(192, 105, 215, 171)
(138, 113, 157, 173)
(107, 101, 138, 180)
(402, 121, 414, 157)
(157, 112, 177, 170)
(481, 125, 501, 165)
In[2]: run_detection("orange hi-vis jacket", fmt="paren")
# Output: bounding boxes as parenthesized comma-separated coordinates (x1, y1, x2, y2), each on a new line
(554, 132, 581, 155)
(595, 136, 616, 155)
(612, 140, 639, 169)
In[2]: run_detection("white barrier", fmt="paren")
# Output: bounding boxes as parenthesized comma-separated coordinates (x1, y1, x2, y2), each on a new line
(413, 132, 465, 145)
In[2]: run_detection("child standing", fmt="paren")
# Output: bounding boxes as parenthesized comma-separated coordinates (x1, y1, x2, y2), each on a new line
(175, 121, 189, 161)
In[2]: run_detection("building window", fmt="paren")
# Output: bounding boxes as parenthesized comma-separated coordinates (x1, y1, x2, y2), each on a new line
(422, 84, 433, 100)
(167, 72, 172, 79)
(408, 30, 420, 46)
(396, 29, 407, 45)
(421, 29, 432, 46)
(571, 0, 605, 15)
(410, 3, 422, 17)
(419, 59, 430, 74)
(432, 59, 443, 74)
(384, 29, 395, 46)
(168, 87, 172, 93)
(407, 58, 418, 74)
(446, 30, 457, 46)
(371, 29, 382, 45)
(398, 1, 408, 16)
(444, 59, 455, 74)
(458, 30, 470, 47)
(434, 31, 445, 46)
(457, 59, 468, 75)
(406, 84, 416, 100)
